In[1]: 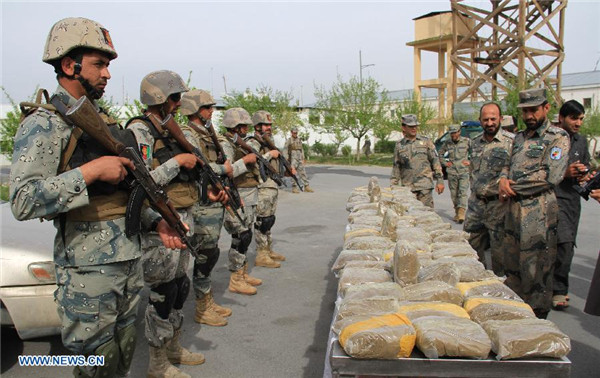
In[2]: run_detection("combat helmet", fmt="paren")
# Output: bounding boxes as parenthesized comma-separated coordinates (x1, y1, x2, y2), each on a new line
(140, 70, 188, 106)
(180, 89, 216, 116)
(222, 108, 252, 129)
(252, 110, 273, 127)
(43, 17, 117, 63)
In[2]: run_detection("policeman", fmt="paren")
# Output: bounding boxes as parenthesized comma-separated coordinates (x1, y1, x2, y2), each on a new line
(10, 18, 185, 378)
(252, 110, 287, 267)
(499, 88, 570, 319)
(221, 108, 263, 295)
(284, 127, 314, 193)
(553, 100, 591, 309)
(390, 114, 444, 208)
(438, 124, 471, 223)
(127, 71, 208, 377)
(501, 115, 517, 134)
(180, 89, 234, 326)
(463, 103, 513, 275)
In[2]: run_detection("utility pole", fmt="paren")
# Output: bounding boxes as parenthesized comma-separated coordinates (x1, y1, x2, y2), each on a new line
(359, 50, 374, 86)
(223, 75, 228, 95)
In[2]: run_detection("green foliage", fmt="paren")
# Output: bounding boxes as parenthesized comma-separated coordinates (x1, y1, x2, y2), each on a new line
(341, 145, 352, 157)
(502, 77, 559, 131)
(375, 139, 396, 153)
(314, 75, 389, 156)
(222, 86, 301, 134)
(309, 152, 393, 167)
(394, 91, 438, 138)
(582, 102, 600, 137)
(311, 140, 338, 157)
(1, 86, 39, 158)
(0, 184, 8, 201)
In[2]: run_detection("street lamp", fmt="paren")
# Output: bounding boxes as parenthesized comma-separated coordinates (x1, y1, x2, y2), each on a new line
(359, 50, 375, 85)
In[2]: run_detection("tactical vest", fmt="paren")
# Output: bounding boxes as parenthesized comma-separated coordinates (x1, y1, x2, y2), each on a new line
(225, 133, 259, 188)
(191, 122, 219, 163)
(126, 115, 199, 209)
(256, 134, 279, 173)
(290, 137, 303, 150)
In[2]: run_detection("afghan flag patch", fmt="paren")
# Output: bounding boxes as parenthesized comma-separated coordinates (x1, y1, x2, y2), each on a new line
(140, 144, 151, 161)
(550, 146, 562, 160)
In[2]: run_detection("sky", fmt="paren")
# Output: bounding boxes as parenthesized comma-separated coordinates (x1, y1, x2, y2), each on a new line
(2, 0, 600, 107)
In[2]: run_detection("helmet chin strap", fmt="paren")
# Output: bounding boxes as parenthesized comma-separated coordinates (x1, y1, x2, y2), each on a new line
(71, 58, 103, 100)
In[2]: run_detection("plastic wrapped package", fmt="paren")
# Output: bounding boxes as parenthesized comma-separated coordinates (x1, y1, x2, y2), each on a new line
(412, 316, 492, 359)
(335, 296, 400, 325)
(431, 241, 473, 251)
(379, 199, 406, 217)
(350, 202, 380, 213)
(367, 176, 380, 195)
(332, 250, 385, 273)
(343, 282, 405, 302)
(343, 260, 392, 272)
(393, 240, 420, 287)
(418, 260, 461, 286)
(468, 302, 535, 324)
(370, 186, 382, 203)
(343, 227, 381, 242)
(457, 279, 522, 301)
(395, 216, 417, 227)
(396, 227, 431, 244)
(398, 302, 470, 321)
(346, 222, 383, 232)
(422, 222, 452, 232)
(348, 209, 380, 223)
(413, 212, 444, 226)
(463, 297, 531, 314)
(432, 244, 478, 259)
(349, 217, 383, 229)
(416, 250, 433, 264)
(435, 257, 497, 282)
(404, 280, 463, 305)
(396, 220, 417, 229)
(481, 319, 571, 360)
(338, 313, 416, 359)
(337, 267, 393, 296)
(380, 209, 399, 240)
(430, 230, 470, 243)
(344, 236, 395, 251)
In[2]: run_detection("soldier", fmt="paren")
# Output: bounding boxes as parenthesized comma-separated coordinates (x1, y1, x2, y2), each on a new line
(500, 115, 517, 134)
(10, 18, 186, 377)
(390, 114, 444, 208)
(499, 88, 570, 319)
(553, 100, 591, 309)
(221, 108, 264, 295)
(252, 110, 287, 267)
(362, 136, 372, 157)
(127, 71, 211, 377)
(180, 89, 234, 326)
(284, 127, 314, 193)
(463, 103, 513, 275)
(438, 124, 471, 223)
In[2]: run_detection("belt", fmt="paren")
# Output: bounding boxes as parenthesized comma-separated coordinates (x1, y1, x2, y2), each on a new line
(476, 194, 499, 204)
(513, 190, 550, 202)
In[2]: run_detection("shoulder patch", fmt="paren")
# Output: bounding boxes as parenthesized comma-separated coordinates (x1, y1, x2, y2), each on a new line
(140, 143, 151, 161)
(550, 146, 563, 160)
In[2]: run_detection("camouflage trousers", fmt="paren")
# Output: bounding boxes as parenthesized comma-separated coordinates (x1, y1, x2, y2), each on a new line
(291, 158, 310, 188)
(55, 258, 143, 356)
(224, 187, 257, 271)
(191, 202, 225, 297)
(447, 173, 469, 210)
(463, 194, 508, 275)
(414, 189, 434, 208)
(503, 192, 558, 313)
(255, 187, 279, 252)
(142, 207, 193, 348)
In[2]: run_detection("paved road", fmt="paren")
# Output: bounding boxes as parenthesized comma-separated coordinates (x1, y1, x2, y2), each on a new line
(1, 164, 599, 377)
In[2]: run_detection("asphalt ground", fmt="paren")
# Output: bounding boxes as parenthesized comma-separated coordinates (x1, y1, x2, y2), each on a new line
(1, 164, 599, 377)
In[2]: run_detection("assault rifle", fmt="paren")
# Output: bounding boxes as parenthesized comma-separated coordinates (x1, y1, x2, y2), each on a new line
(161, 116, 245, 226)
(573, 170, 600, 200)
(233, 134, 283, 186)
(255, 133, 304, 191)
(56, 96, 204, 260)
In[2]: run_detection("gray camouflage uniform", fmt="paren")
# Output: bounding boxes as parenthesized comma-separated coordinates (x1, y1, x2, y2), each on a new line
(464, 129, 514, 274)
(284, 136, 309, 189)
(502, 120, 570, 314)
(391, 135, 444, 208)
(254, 135, 280, 254)
(438, 136, 471, 210)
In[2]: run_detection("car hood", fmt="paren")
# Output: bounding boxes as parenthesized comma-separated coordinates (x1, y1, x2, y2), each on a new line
(1, 204, 56, 287)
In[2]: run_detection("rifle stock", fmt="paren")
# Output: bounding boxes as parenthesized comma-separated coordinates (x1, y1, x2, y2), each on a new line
(573, 170, 600, 200)
(233, 134, 283, 186)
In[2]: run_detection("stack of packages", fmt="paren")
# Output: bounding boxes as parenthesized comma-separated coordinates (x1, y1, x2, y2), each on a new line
(332, 177, 571, 361)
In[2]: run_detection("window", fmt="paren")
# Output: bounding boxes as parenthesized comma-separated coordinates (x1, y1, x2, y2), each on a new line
(583, 97, 592, 108)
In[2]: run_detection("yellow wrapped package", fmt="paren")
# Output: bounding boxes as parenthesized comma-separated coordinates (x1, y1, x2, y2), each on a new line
(333, 296, 400, 334)
(457, 280, 521, 301)
(339, 313, 416, 359)
(398, 302, 470, 321)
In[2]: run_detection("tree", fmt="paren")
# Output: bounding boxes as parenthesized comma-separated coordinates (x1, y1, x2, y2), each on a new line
(1, 86, 38, 158)
(314, 75, 389, 157)
(222, 86, 301, 134)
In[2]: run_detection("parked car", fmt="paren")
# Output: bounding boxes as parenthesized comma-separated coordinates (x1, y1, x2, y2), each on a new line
(434, 121, 483, 179)
(1, 203, 61, 339)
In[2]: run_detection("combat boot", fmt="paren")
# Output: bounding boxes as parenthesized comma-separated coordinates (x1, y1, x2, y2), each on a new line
(229, 268, 257, 295)
(255, 248, 281, 268)
(292, 187, 300, 194)
(457, 208, 466, 224)
(148, 345, 191, 378)
(268, 238, 286, 261)
(243, 263, 263, 286)
(305, 186, 314, 193)
(453, 208, 459, 223)
(194, 294, 227, 326)
(207, 290, 232, 317)
(166, 329, 205, 366)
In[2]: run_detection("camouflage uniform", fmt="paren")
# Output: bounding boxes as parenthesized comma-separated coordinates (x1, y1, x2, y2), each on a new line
(502, 119, 570, 314)
(438, 135, 471, 211)
(464, 129, 514, 275)
(390, 135, 443, 208)
(284, 134, 310, 190)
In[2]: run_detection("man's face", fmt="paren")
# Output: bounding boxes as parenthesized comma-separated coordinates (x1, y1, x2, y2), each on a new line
(164, 92, 182, 115)
(402, 124, 418, 139)
(521, 103, 550, 130)
(291, 131, 298, 138)
(78, 51, 112, 99)
(560, 113, 584, 135)
(237, 124, 248, 137)
(198, 105, 214, 121)
(261, 123, 273, 136)
(479, 104, 501, 137)
(450, 131, 460, 141)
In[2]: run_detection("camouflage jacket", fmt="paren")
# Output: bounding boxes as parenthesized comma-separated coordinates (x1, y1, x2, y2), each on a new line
(10, 85, 156, 266)
(184, 120, 231, 176)
(391, 135, 443, 191)
(438, 136, 471, 176)
(469, 130, 514, 197)
(501, 120, 570, 196)
(253, 133, 279, 189)
(284, 136, 304, 162)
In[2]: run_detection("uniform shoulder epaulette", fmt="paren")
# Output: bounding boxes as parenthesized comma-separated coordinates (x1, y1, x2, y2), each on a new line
(500, 129, 515, 139)
(547, 125, 568, 137)
(416, 135, 430, 141)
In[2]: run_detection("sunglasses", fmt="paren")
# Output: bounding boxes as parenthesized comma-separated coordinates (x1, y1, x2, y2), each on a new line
(169, 93, 182, 102)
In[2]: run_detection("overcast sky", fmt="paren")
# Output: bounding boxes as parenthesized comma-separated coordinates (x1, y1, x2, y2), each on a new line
(2, 0, 599, 107)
